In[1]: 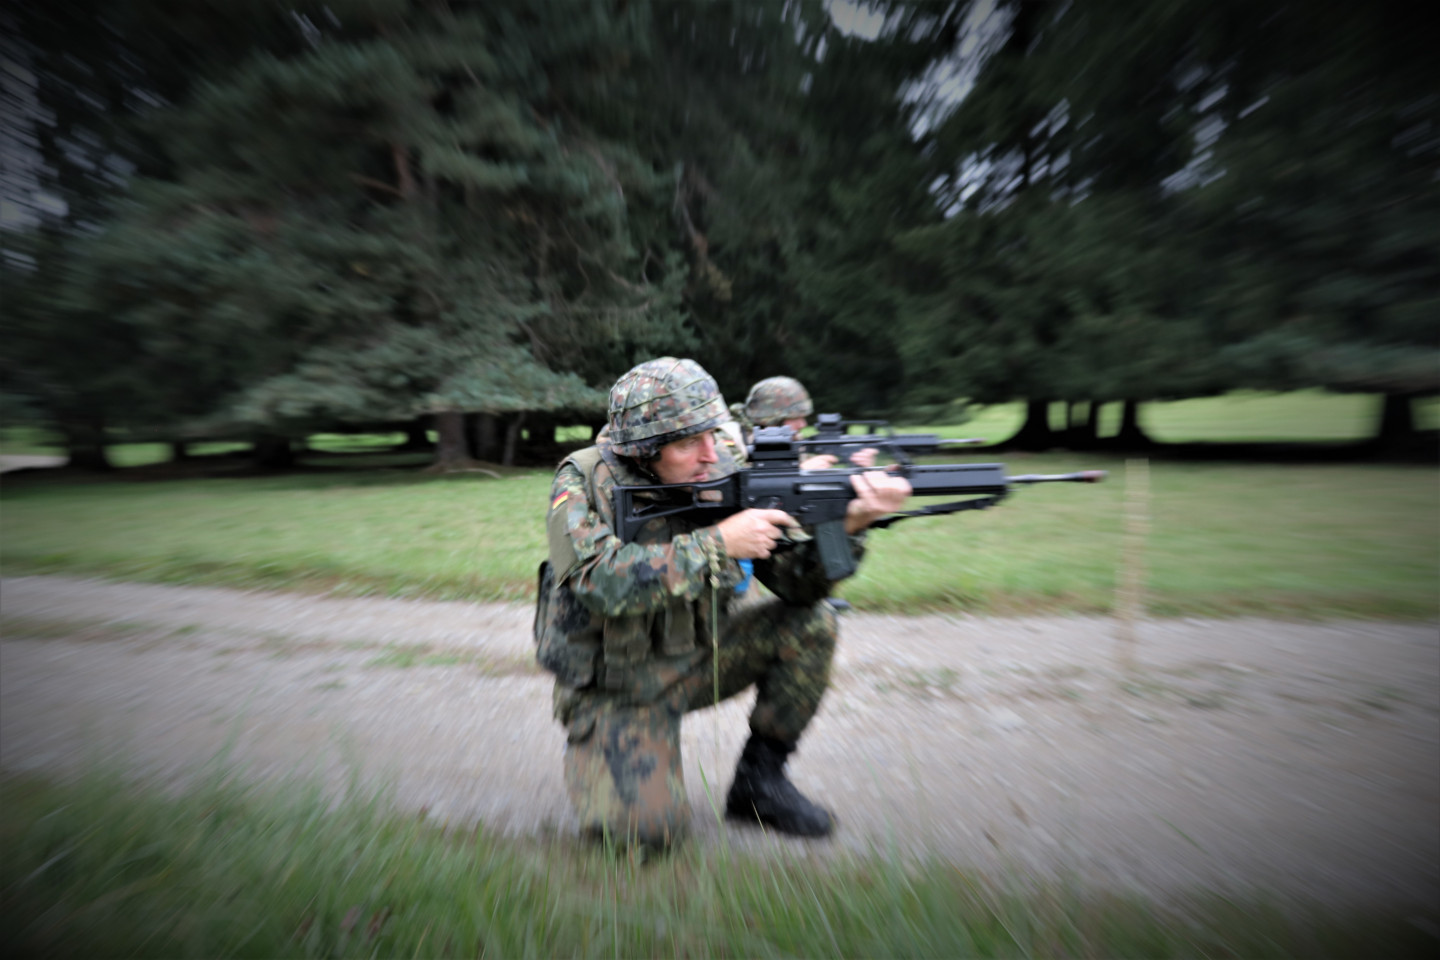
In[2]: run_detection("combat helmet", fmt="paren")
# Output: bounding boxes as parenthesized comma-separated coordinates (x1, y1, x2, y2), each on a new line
(608, 357, 728, 459)
(743, 376, 813, 427)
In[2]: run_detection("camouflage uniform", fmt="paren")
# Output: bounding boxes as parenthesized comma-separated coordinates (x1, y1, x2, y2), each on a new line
(535, 358, 862, 846)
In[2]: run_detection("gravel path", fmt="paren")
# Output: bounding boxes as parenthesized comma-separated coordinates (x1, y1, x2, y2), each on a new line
(2, 574, 1436, 910)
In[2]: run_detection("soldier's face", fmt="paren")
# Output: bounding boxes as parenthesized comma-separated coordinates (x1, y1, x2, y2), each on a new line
(653, 430, 718, 484)
(782, 416, 807, 433)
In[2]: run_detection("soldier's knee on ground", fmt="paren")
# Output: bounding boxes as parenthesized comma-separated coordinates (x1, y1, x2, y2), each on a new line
(563, 701, 691, 848)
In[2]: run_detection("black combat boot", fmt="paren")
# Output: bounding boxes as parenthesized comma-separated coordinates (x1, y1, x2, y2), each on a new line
(725, 734, 834, 837)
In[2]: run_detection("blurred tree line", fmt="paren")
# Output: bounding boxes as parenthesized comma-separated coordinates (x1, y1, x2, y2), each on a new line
(2, 0, 1435, 469)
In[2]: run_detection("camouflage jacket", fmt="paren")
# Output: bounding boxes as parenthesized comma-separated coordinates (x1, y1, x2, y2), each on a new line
(536, 429, 857, 702)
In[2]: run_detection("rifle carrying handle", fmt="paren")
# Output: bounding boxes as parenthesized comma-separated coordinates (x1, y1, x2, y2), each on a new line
(814, 519, 857, 581)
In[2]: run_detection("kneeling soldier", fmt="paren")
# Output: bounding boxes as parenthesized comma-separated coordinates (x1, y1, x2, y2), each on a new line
(535, 357, 909, 847)
(735, 375, 878, 469)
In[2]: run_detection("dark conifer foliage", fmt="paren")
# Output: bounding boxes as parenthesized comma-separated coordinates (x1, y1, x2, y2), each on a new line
(3, 0, 1435, 464)
(889, 0, 1438, 448)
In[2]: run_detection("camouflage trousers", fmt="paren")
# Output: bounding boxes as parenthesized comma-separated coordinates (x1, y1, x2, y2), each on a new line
(555, 597, 837, 847)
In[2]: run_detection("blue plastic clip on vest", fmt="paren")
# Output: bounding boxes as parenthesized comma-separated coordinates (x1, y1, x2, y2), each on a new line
(735, 558, 754, 594)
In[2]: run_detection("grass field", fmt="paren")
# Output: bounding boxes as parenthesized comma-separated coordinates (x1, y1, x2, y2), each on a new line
(1, 391, 1436, 618)
(2, 453, 1434, 618)
(3, 768, 1433, 959)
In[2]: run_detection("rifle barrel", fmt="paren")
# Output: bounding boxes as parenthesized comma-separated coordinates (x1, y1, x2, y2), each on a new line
(1006, 471, 1108, 484)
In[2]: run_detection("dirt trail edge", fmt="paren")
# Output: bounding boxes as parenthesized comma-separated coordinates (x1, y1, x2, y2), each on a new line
(2, 574, 1436, 909)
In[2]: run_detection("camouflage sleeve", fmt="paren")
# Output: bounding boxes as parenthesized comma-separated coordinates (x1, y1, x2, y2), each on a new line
(548, 463, 728, 617)
(754, 529, 868, 606)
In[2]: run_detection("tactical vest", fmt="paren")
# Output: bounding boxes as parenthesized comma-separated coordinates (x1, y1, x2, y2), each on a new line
(533, 444, 741, 697)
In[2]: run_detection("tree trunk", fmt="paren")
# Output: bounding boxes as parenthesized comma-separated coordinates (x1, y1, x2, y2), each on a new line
(171, 441, 191, 461)
(1003, 399, 1056, 451)
(1066, 401, 1099, 450)
(396, 417, 432, 451)
(433, 411, 468, 468)
(524, 415, 557, 448)
(520, 414, 559, 460)
(502, 412, 526, 467)
(252, 436, 295, 469)
(63, 417, 112, 471)
(463, 413, 480, 459)
(1109, 399, 1151, 450)
(469, 412, 499, 461)
(1376, 393, 1416, 446)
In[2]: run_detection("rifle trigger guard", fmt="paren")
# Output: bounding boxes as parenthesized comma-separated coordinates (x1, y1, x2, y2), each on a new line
(755, 495, 808, 550)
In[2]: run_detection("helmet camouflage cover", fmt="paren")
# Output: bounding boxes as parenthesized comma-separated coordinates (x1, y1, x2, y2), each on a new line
(743, 376, 813, 427)
(608, 357, 728, 459)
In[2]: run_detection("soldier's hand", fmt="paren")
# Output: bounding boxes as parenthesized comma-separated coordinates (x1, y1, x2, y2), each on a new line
(844, 470, 912, 533)
(799, 453, 839, 470)
(848, 447, 879, 468)
(715, 508, 799, 559)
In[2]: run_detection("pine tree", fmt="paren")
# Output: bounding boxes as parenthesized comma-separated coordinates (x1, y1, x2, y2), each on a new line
(1181, 0, 1439, 445)
(2, 0, 301, 466)
(41, 1, 714, 467)
(887, 0, 1437, 449)
(783, 3, 964, 417)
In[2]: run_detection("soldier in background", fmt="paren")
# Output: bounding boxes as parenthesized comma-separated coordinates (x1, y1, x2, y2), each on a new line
(732, 376, 878, 469)
(535, 357, 910, 847)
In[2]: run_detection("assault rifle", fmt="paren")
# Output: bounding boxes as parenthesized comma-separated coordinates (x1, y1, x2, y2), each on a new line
(614, 426, 1105, 581)
(804, 412, 984, 463)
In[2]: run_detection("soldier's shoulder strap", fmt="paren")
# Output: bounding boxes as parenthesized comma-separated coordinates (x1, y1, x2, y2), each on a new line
(547, 446, 608, 586)
(560, 445, 607, 501)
